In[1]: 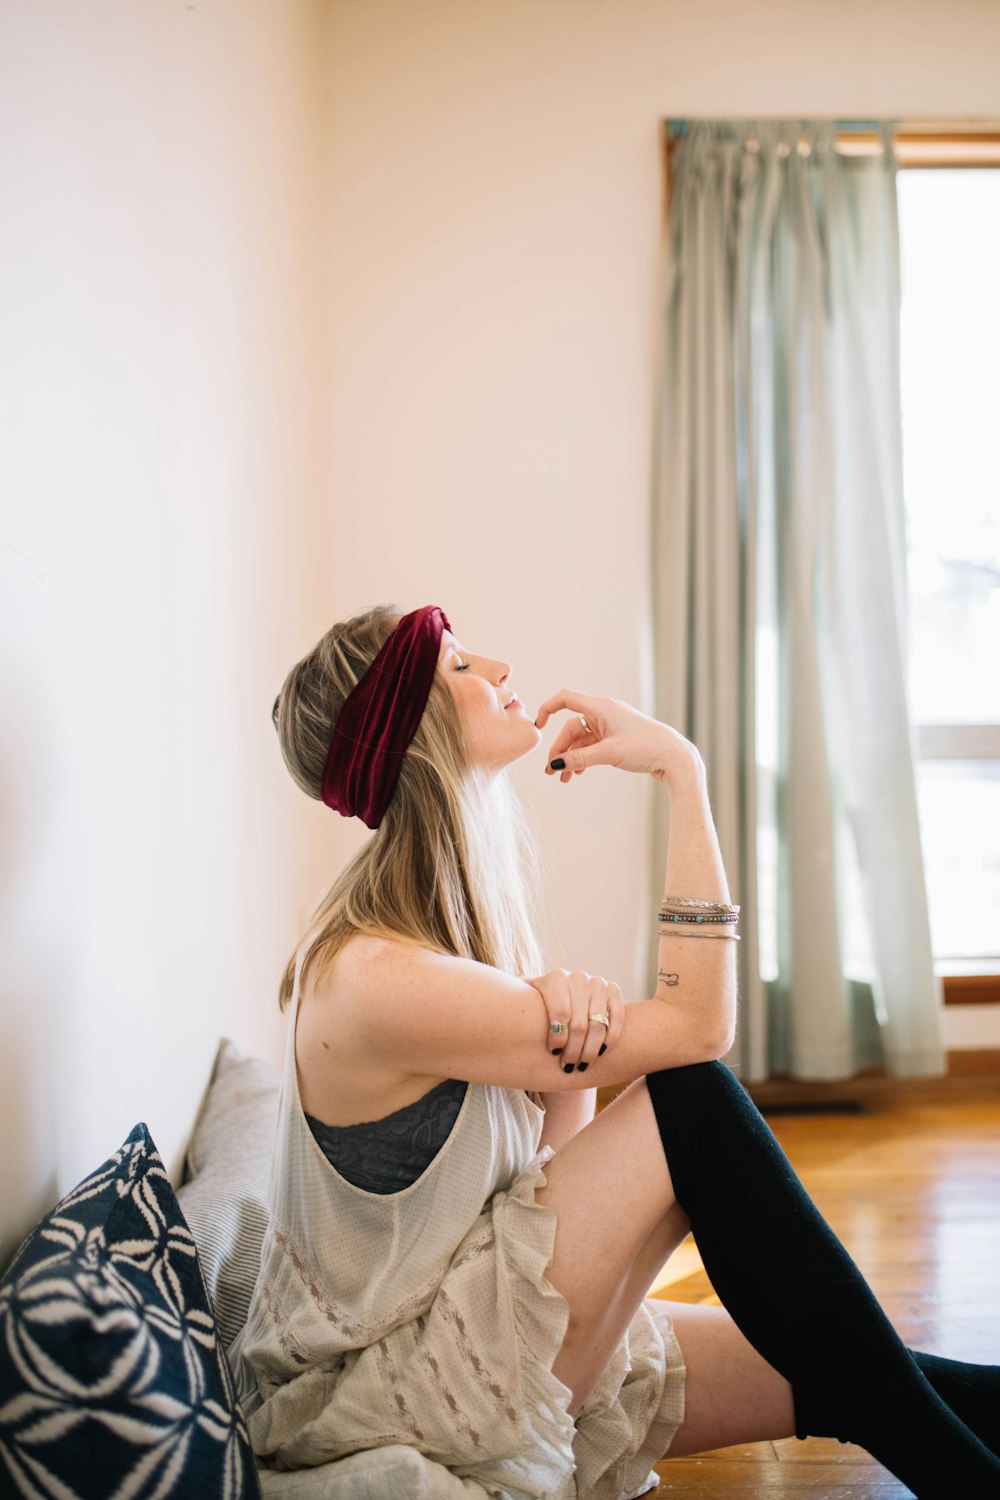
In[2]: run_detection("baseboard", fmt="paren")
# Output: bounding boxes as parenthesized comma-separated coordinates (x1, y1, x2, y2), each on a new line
(745, 1049, 1000, 1112)
(594, 1050, 1000, 1116)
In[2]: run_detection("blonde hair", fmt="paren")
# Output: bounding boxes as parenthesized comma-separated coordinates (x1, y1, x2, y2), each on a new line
(272, 604, 544, 1009)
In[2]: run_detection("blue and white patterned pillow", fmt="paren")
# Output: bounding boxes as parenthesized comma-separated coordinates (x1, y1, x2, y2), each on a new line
(0, 1122, 262, 1499)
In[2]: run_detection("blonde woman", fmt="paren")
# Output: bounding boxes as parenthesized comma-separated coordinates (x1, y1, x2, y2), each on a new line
(233, 604, 1000, 1500)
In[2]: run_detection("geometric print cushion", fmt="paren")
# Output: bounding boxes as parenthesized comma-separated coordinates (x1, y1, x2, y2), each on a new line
(0, 1122, 262, 1500)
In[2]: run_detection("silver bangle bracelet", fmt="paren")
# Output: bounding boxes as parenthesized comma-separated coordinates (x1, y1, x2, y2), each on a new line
(657, 925, 741, 941)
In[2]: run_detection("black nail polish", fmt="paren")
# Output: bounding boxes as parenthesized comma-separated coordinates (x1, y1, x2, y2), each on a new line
(577, 1062, 588, 1072)
(550, 758, 566, 771)
(552, 1048, 563, 1056)
(562, 1063, 575, 1073)
(599, 1043, 607, 1056)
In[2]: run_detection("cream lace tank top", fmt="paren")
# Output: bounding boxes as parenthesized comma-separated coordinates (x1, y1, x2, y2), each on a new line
(232, 934, 546, 1406)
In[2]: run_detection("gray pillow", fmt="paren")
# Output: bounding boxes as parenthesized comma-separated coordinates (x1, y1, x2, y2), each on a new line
(177, 1038, 279, 1352)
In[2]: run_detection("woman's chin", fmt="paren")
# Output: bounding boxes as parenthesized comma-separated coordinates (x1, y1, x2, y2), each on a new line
(498, 721, 543, 772)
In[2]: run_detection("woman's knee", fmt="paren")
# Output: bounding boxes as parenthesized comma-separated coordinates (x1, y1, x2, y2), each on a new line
(646, 1059, 742, 1109)
(642, 1061, 752, 1203)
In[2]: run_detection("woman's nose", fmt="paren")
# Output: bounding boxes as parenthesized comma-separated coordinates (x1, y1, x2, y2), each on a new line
(493, 658, 512, 684)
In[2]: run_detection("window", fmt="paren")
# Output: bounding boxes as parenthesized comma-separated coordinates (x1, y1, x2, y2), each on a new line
(897, 166, 1000, 977)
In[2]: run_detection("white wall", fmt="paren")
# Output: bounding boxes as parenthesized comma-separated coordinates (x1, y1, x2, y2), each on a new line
(0, 0, 329, 1266)
(3, 0, 999, 1268)
(316, 0, 1000, 1031)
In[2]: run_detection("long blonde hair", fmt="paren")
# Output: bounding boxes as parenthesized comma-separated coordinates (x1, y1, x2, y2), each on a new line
(272, 605, 544, 1009)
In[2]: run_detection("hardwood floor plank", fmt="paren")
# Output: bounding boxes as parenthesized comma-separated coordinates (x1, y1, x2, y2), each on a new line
(649, 1481, 914, 1497)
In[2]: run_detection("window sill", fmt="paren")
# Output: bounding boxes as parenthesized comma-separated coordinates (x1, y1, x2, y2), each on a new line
(942, 973, 1000, 1005)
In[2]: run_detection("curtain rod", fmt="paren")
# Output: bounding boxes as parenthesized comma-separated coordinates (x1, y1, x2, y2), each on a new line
(665, 118, 878, 133)
(663, 120, 1000, 168)
(665, 119, 1000, 134)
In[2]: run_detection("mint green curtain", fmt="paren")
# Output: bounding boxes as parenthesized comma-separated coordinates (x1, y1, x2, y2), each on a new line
(652, 119, 944, 1081)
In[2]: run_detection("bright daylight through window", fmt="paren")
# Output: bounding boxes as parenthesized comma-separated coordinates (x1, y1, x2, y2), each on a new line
(898, 167, 1000, 970)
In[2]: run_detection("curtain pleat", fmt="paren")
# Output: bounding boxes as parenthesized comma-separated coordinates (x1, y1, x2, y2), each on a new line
(653, 120, 944, 1081)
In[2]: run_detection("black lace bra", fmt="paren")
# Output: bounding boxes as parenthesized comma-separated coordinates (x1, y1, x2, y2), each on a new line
(304, 1077, 469, 1195)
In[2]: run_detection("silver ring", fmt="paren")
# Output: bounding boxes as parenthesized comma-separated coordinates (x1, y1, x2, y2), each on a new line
(549, 1021, 566, 1036)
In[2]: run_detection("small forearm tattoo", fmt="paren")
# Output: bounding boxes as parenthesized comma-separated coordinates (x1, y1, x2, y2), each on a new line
(658, 969, 680, 988)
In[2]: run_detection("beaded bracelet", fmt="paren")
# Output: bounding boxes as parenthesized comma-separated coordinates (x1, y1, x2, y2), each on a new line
(659, 906, 740, 918)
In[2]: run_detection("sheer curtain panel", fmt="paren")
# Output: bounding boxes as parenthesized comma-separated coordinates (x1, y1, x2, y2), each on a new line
(652, 119, 944, 1081)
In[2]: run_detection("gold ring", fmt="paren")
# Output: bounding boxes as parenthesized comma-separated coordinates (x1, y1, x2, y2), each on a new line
(588, 1012, 610, 1027)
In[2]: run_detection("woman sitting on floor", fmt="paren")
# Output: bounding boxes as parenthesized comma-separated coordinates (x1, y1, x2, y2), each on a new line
(232, 603, 1000, 1500)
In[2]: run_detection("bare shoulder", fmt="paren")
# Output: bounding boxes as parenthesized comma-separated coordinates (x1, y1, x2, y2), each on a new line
(336, 930, 437, 972)
(304, 932, 466, 1048)
(323, 931, 453, 1003)
(320, 933, 543, 1064)
(297, 932, 454, 1123)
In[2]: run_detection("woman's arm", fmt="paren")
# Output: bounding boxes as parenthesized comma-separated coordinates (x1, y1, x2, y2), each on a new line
(536, 1087, 598, 1153)
(301, 694, 736, 1106)
(318, 937, 726, 1095)
(538, 689, 737, 1057)
(650, 751, 737, 1049)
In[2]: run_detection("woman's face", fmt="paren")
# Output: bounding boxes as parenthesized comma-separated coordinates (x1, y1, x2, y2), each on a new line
(437, 628, 542, 774)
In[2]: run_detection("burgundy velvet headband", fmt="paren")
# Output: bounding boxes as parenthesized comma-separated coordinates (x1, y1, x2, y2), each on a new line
(320, 605, 451, 829)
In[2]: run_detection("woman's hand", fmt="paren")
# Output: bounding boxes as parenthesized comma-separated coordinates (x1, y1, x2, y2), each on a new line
(534, 689, 703, 787)
(525, 968, 624, 1073)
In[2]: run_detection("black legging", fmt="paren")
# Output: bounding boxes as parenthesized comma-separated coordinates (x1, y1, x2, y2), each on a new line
(645, 1062, 1000, 1499)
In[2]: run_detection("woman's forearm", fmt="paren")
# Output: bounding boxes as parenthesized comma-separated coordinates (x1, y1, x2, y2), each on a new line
(534, 689, 738, 1065)
(653, 752, 738, 1053)
(536, 1087, 598, 1152)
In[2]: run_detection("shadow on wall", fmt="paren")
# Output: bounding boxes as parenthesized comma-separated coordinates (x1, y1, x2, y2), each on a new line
(0, 705, 66, 1274)
(0, 1035, 60, 1276)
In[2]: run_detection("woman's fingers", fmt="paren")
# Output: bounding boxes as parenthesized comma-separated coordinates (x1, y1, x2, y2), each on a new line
(527, 970, 623, 1073)
(534, 688, 604, 732)
(574, 979, 620, 1070)
(544, 716, 597, 779)
(603, 981, 625, 1056)
(544, 714, 595, 761)
(536, 691, 640, 780)
(527, 972, 573, 1058)
(543, 713, 617, 781)
(538, 691, 696, 784)
(556, 971, 592, 1070)
(560, 974, 621, 1072)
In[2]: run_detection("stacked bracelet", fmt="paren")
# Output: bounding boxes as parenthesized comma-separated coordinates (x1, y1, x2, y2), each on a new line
(658, 911, 740, 925)
(657, 894, 741, 941)
(660, 895, 740, 916)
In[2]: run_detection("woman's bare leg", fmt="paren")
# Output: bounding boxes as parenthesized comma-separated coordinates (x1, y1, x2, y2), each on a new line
(536, 1062, 1000, 1498)
(536, 1078, 801, 1450)
(661, 1304, 796, 1456)
(534, 1077, 689, 1409)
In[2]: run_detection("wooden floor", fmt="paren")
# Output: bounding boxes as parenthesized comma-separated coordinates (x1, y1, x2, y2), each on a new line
(644, 1088, 1000, 1498)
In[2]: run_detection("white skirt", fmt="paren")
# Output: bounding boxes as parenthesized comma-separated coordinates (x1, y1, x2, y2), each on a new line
(246, 1148, 686, 1500)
